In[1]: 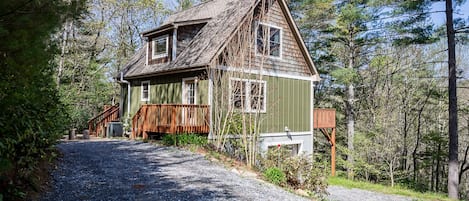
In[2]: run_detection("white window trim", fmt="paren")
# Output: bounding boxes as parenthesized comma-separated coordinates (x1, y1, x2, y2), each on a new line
(263, 140, 304, 156)
(141, 80, 150, 102)
(217, 65, 314, 81)
(152, 35, 169, 59)
(182, 77, 198, 104)
(229, 78, 267, 113)
(255, 22, 283, 60)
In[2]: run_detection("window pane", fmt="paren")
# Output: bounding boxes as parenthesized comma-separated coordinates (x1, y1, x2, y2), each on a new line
(257, 25, 265, 54)
(269, 27, 280, 57)
(231, 80, 246, 109)
(153, 37, 167, 56)
(185, 82, 195, 104)
(142, 82, 149, 100)
(270, 41, 280, 57)
(251, 97, 264, 110)
(270, 27, 280, 43)
(250, 82, 265, 111)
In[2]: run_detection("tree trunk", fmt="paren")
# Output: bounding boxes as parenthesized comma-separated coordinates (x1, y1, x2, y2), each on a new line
(390, 160, 394, 187)
(402, 104, 408, 171)
(436, 142, 441, 191)
(412, 108, 423, 183)
(57, 20, 72, 88)
(346, 34, 355, 179)
(446, 0, 459, 199)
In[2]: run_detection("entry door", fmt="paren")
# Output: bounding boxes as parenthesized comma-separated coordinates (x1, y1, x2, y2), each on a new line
(183, 79, 197, 124)
(183, 79, 196, 105)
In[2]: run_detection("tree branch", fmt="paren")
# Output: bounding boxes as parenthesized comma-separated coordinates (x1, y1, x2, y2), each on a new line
(459, 145, 469, 182)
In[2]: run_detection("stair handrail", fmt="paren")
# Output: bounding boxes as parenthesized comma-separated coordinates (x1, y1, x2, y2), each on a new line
(88, 105, 119, 136)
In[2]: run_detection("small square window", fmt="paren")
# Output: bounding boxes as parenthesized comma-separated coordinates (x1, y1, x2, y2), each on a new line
(152, 35, 168, 59)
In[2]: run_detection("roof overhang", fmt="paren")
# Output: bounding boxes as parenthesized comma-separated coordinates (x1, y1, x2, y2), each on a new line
(123, 65, 208, 80)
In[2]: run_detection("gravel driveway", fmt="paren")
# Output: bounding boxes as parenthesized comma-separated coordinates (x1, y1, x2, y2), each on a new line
(327, 186, 411, 201)
(40, 139, 308, 201)
(41, 139, 413, 201)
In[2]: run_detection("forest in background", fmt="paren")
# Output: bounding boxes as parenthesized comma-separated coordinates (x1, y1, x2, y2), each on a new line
(0, 0, 468, 200)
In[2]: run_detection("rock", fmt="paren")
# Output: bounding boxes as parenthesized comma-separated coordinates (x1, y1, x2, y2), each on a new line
(241, 170, 258, 178)
(295, 189, 309, 197)
(231, 168, 240, 175)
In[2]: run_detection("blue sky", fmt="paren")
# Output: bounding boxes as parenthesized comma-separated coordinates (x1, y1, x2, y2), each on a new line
(431, 1, 469, 25)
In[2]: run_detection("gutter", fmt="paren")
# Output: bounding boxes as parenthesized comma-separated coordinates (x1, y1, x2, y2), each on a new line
(120, 72, 131, 126)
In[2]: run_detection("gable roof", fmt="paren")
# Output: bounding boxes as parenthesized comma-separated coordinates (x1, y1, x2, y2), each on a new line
(122, 0, 320, 81)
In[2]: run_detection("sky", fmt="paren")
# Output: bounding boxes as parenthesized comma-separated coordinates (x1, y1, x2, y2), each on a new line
(431, 1, 469, 25)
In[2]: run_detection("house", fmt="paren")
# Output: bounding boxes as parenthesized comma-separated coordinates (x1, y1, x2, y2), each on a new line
(117, 0, 321, 155)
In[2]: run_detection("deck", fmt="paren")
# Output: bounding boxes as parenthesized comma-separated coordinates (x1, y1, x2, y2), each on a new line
(313, 108, 337, 176)
(132, 104, 210, 139)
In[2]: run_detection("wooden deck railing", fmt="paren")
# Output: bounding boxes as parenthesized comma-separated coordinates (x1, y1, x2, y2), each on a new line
(88, 105, 120, 137)
(132, 104, 210, 139)
(313, 108, 336, 129)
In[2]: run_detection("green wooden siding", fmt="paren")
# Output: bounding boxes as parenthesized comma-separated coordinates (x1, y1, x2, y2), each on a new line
(213, 73, 311, 134)
(260, 76, 311, 133)
(121, 71, 310, 134)
(122, 71, 208, 120)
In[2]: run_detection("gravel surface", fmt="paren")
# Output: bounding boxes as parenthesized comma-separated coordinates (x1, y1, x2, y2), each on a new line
(327, 185, 412, 201)
(41, 139, 414, 201)
(40, 139, 309, 201)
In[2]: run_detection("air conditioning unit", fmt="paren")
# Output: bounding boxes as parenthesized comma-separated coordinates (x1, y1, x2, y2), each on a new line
(106, 122, 123, 138)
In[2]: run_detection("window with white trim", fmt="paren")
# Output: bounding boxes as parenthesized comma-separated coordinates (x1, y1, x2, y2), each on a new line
(141, 81, 150, 101)
(230, 78, 266, 112)
(256, 23, 281, 57)
(152, 35, 169, 59)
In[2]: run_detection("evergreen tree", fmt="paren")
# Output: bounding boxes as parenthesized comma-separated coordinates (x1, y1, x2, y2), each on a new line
(0, 0, 84, 199)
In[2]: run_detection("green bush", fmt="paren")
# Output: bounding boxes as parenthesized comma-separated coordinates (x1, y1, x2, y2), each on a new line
(259, 150, 328, 197)
(162, 134, 207, 147)
(263, 167, 286, 186)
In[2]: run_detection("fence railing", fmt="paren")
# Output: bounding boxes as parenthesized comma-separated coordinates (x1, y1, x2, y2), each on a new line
(313, 108, 336, 129)
(132, 104, 210, 139)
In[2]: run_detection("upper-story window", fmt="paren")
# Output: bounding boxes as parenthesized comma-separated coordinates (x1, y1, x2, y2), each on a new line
(256, 23, 282, 58)
(152, 35, 169, 59)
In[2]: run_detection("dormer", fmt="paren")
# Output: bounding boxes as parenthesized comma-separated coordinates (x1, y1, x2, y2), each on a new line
(143, 25, 174, 65)
(142, 22, 207, 66)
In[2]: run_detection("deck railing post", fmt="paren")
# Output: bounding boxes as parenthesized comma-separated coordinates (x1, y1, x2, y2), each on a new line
(170, 106, 177, 133)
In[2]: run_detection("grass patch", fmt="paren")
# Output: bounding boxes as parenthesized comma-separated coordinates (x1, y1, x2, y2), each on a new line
(328, 177, 455, 201)
(161, 133, 207, 147)
(263, 167, 286, 186)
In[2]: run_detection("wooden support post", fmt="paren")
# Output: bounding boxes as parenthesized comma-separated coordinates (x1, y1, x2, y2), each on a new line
(331, 128, 336, 176)
(170, 106, 177, 133)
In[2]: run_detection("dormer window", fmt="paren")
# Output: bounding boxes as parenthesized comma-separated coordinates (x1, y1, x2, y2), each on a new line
(152, 35, 169, 59)
(256, 23, 282, 58)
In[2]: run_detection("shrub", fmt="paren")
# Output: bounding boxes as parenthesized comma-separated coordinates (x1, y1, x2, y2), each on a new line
(162, 134, 207, 147)
(263, 167, 286, 186)
(259, 150, 329, 197)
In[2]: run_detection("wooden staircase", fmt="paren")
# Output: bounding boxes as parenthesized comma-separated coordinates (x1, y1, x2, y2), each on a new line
(88, 105, 120, 137)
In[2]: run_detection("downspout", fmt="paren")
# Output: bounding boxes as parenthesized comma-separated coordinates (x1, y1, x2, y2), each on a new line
(120, 72, 131, 126)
